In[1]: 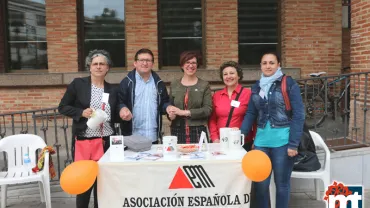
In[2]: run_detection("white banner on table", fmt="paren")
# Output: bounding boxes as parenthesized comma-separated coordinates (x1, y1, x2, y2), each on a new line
(98, 161, 251, 208)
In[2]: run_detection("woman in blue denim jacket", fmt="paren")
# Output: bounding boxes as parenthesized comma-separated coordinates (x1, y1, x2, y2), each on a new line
(240, 52, 305, 208)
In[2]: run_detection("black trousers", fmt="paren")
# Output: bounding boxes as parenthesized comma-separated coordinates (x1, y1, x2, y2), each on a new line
(242, 140, 254, 152)
(76, 180, 98, 208)
(72, 135, 111, 208)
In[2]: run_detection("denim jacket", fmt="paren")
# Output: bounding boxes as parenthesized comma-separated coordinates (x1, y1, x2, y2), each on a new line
(240, 76, 305, 150)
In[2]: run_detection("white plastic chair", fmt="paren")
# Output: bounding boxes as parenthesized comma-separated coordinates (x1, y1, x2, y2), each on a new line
(269, 131, 331, 208)
(0, 134, 51, 208)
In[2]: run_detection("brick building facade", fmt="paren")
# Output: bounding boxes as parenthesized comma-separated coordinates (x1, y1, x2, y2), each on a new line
(349, 0, 370, 143)
(0, 0, 346, 112)
(0, 0, 365, 124)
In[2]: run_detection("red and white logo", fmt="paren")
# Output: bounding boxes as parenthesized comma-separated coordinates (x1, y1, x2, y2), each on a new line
(169, 165, 215, 189)
(324, 181, 363, 208)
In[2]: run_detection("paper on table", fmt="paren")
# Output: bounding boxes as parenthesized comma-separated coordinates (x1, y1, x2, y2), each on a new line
(179, 152, 206, 159)
(190, 152, 206, 159)
(212, 151, 226, 156)
(125, 152, 163, 161)
(109, 135, 124, 161)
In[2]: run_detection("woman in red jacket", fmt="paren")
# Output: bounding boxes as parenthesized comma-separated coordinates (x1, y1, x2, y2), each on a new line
(208, 61, 256, 150)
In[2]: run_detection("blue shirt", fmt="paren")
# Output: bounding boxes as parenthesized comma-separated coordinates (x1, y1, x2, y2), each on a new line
(254, 121, 290, 148)
(132, 72, 158, 142)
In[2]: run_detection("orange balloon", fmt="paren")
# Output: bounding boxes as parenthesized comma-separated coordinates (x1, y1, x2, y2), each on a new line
(241, 150, 272, 182)
(60, 160, 99, 195)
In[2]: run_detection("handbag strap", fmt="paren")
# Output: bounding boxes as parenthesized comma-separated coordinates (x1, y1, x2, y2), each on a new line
(225, 87, 244, 127)
(281, 75, 291, 111)
(281, 75, 293, 119)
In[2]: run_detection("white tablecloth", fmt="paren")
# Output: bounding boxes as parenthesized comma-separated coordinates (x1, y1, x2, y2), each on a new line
(98, 144, 252, 208)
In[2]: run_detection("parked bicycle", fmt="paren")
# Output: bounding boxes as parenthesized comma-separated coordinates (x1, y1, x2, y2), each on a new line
(299, 67, 351, 129)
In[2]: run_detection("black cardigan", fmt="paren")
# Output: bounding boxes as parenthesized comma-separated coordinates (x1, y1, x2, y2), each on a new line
(58, 76, 118, 138)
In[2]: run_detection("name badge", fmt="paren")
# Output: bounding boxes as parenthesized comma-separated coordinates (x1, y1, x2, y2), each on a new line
(102, 93, 109, 103)
(231, 100, 240, 108)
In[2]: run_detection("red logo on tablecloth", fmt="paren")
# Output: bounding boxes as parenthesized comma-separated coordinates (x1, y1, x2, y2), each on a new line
(169, 167, 193, 189)
(169, 165, 215, 189)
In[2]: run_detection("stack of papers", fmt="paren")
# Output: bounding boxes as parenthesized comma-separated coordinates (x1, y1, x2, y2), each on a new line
(125, 152, 163, 161)
(211, 151, 226, 156)
(179, 152, 206, 159)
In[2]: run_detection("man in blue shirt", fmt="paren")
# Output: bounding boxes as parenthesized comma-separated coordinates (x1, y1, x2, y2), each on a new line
(118, 48, 173, 143)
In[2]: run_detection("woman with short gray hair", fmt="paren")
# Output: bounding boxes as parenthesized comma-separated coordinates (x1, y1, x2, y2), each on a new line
(58, 49, 118, 208)
(85, 49, 113, 71)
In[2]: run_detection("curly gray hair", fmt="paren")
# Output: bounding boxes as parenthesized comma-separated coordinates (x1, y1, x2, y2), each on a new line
(85, 49, 113, 71)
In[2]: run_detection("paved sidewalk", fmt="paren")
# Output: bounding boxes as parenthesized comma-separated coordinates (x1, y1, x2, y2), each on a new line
(2, 183, 369, 208)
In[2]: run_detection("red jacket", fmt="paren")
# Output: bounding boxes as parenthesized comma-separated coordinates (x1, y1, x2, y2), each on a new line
(208, 84, 256, 143)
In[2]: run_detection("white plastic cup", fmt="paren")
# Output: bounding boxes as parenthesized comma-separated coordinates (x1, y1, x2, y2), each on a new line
(219, 127, 231, 150)
(162, 136, 178, 156)
(87, 109, 108, 130)
(228, 129, 245, 149)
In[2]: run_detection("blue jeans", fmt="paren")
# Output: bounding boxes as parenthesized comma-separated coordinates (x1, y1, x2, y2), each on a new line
(254, 145, 295, 208)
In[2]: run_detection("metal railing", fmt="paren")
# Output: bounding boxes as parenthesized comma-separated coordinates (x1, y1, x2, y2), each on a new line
(0, 108, 72, 180)
(0, 72, 369, 179)
(295, 71, 370, 150)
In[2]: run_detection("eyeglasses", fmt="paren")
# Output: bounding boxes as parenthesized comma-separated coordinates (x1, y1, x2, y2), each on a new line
(136, 59, 153, 64)
(92, 62, 108, 67)
(185, 61, 197, 66)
